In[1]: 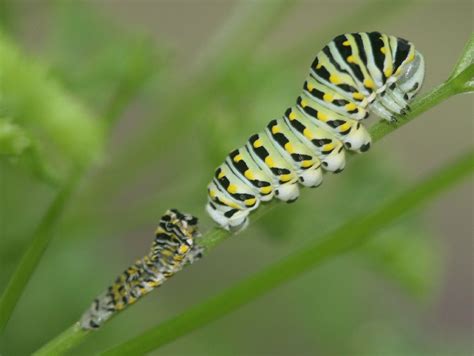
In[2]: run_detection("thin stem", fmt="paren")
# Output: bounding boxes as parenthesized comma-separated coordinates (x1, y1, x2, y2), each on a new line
(33, 321, 87, 356)
(101, 148, 473, 356)
(0, 167, 83, 332)
(450, 33, 473, 79)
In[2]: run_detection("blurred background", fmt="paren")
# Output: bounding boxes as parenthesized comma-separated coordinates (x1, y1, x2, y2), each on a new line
(0, 0, 472, 355)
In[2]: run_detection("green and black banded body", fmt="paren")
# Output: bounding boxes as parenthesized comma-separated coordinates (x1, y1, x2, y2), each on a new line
(207, 32, 425, 231)
(80, 209, 203, 330)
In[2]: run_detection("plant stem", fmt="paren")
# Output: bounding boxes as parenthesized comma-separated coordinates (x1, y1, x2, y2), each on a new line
(0, 168, 82, 332)
(101, 147, 473, 356)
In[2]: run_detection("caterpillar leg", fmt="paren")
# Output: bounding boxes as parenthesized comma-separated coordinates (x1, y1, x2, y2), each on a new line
(274, 181, 300, 202)
(377, 86, 407, 116)
(206, 201, 249, 232)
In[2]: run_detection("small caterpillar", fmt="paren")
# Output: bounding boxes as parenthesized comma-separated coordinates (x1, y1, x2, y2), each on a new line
(80, 209, 203, 330)
(206, 32, 425, 231)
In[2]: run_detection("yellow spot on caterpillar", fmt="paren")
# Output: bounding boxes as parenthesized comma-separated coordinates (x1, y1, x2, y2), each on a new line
(353, 92, 364, 100)
(228, 184, 238, 194)
(260, 186, 272, 194)
(323, 143, 335, 152)
(244, 198, 256, 206)
(233, 154, 243, 162)
(343, 40, 350, 46)
(178, 245, 189, 254)
(218, 170, 225, 179)
(265, 156, 275, 167)
(161, 250, 172, 257)
(347, 55, 355, 63)
(301, 160, 313, 168)
(303, 128, 313, 139)
(307, 82, 314, 91)
(345, 103, 357, 111)
(384, 68, 393, 77)
(253, 139, 263, 148)
(279, 174, 292, 182)
(408, 52, 415, 62)
(317, 112, 329, 121)
(228, 201, 240, 209)
(380, 47, 387, 54)
(289, 111, 296, 120)
(271, 125, 281, 134)
(329, 75, 341, 84)
(339, 123, 351, 132)
(209, 190, 217, 198)
(244, 170, 255, 180)
(300, 99, 308, 107)
(323, 93, 333, 102)
(316, 63, 322, 69)
(284, 142, 294, 153)
(364, 78, 375, 89)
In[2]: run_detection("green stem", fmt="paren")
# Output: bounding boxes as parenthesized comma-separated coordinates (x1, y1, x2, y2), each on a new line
(0, 168, 83, 332)
(101, 148, 473, 356)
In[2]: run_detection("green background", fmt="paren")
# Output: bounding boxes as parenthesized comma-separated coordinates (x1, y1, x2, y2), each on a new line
(0, 0, 472, 355)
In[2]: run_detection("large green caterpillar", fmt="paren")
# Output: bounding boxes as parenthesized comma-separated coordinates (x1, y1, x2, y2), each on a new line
(206, 32, 425, 231)
(80, 209, 203, 329)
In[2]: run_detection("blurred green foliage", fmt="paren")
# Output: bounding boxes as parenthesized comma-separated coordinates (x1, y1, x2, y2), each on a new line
(0, 0, 472, 355)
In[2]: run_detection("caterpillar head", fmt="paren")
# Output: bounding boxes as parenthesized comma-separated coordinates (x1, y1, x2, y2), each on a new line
(157, 209, 201, 246)
(397, 51, 425, 101)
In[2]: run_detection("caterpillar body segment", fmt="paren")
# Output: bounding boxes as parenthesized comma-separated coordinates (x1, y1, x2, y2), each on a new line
(266, 118, 323, 188)
(304, 75, 369, 121)
(297, 93, 372, 152)
(80, 209, 203, 330)
(206, 32, 425, 231)
(283, 107, 347, 173)
(227, 147, 275, 201)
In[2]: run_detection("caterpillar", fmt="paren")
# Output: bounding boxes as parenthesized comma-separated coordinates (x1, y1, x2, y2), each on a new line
(80, 209, 203, 330)
(206, 32, 425, 231)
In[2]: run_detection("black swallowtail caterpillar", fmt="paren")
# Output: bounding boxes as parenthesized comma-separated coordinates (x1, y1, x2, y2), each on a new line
(206, 32, 425, 231)
(80, 209, 203, 329)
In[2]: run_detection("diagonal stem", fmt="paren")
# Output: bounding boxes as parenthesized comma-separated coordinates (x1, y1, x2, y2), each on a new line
(100, 147, 473, 355)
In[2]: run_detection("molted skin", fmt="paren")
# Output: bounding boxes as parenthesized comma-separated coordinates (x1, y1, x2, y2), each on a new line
(207, 32, 425, 231)
(80, 209, 203, 330)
